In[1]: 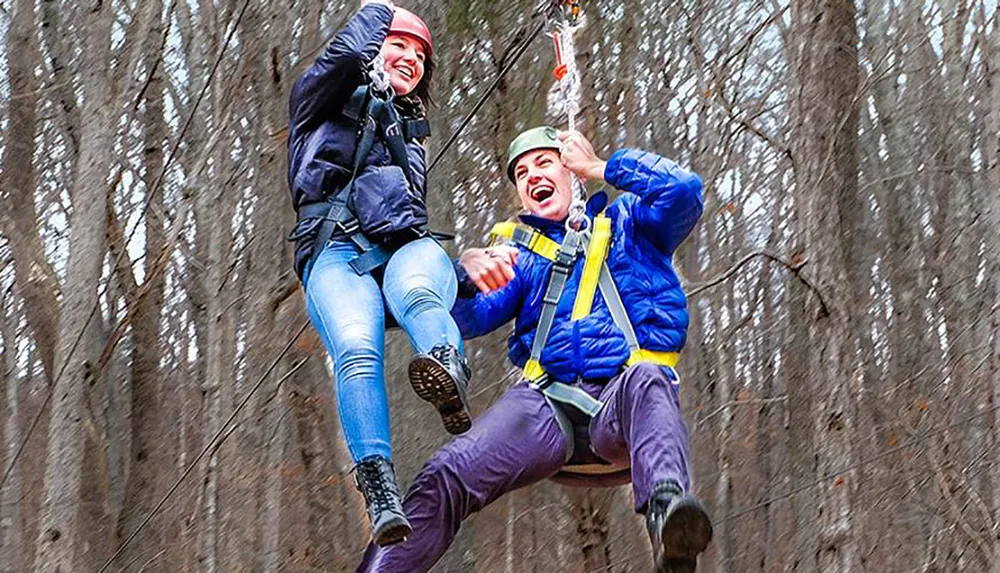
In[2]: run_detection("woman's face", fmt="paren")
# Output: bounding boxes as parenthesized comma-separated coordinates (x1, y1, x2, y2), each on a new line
(380, 33, 426, 96)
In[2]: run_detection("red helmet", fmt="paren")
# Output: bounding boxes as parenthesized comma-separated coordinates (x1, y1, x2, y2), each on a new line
(389, 7, 433, 58)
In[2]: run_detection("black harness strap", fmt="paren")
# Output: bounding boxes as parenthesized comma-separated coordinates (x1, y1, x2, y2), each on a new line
(295, 86, 436, 280)
(302, 92, 384, 278)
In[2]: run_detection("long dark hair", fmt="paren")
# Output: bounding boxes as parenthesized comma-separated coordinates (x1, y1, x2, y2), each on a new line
(412, 55, 434, 108)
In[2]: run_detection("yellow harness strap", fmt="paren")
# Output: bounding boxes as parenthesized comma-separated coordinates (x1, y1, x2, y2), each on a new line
(628, 349, 680, 368)
(571, 214, 612, 320)
(491, 217, 681, 387)
(489, 222, 560, 261)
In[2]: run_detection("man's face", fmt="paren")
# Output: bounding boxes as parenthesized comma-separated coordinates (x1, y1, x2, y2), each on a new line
(513, 149, 573, 221)
(380, 34, 426, 96)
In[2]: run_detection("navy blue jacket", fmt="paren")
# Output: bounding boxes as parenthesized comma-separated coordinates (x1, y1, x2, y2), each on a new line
(287, 5, 428, 274)
(452, 149, 703, 383)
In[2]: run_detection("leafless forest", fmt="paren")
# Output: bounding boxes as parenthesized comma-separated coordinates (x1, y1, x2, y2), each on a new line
(0, 0, 998, 571)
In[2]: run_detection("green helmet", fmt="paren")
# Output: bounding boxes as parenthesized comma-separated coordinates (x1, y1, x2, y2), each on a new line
(505, 126, 560, 182)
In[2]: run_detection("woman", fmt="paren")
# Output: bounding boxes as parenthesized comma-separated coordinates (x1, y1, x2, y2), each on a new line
(286, 0, 471, 546)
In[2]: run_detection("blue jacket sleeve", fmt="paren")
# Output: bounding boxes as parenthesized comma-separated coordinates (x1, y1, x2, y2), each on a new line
(450, 261, 527, 340)
(604, 149, 704, 255)
(288, 5, 392, 132)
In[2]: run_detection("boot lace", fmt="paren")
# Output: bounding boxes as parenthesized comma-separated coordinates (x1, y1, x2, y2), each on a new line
(428, 344, 470, 379)
(355, 458, 399, 514)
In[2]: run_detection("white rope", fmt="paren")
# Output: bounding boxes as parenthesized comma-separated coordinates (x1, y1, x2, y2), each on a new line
(549, 15, 589, 231)
(369, 53, 393, 96)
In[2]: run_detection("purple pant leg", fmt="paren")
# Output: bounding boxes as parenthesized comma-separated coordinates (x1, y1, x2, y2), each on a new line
(357, 383, 569, 572)
(589, 363, 691, 512)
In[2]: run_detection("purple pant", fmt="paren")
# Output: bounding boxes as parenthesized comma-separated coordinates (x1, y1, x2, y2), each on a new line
(357, 363, 691, 572)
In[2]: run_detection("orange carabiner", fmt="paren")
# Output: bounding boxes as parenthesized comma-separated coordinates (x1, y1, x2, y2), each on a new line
(552, 31, 568, 80)
(565, 0, 581, 24)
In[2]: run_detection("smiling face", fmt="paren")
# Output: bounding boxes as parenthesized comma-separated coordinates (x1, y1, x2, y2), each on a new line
(513, 149, 574, 221)
(380, 33, 426, 96)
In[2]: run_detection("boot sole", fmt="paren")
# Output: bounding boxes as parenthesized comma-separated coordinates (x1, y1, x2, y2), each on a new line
(374, 516, 412, 547)
(656, 500, 713, 573)
(409, 356, 471, 435)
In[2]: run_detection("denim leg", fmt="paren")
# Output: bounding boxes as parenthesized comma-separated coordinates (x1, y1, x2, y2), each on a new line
(381, 237, 463, 354)
(305, 241, 390, 463)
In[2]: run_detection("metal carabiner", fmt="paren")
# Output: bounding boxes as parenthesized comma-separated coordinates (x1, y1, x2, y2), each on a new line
(564, 0, 581, 25)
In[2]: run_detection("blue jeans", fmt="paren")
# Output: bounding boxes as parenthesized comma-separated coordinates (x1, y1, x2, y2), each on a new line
(305, 237, 463, 463)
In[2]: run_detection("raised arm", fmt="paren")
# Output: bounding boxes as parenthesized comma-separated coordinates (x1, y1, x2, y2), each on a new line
(604, 149, 704, 255)
(288, 3, 393, 132)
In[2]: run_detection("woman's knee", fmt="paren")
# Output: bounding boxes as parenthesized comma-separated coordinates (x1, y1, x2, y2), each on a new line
(333, 325, 382, 381)
(384, 240, 457, 304)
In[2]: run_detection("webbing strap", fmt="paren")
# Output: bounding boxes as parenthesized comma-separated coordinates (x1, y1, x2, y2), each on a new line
(344, 86, 431, 141)
(489, 222, 560, 261)
(302, 86, 431, 279)
(381, 101, 415, 190)
(543, 381, 603, 417)
(508, 221, 680, 416)
(571, 213, 611, 320)
(596, 262, 681, 367)
(303, 95, 383, 278)
(596, 262, 638, 350)
(527, 231, 582, 372)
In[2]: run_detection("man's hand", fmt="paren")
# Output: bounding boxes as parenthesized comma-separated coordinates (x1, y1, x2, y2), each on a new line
(459, 246, 520, 294)
(557, 130, 607, 183)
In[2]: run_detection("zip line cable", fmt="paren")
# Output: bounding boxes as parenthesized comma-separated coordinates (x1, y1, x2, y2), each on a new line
(427, 16, 549, 174)
(98, 322, 309, 573)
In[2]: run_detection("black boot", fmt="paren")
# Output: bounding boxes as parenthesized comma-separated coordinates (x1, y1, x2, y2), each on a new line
(645, 480, 713, 573)
(408, 344, 472, 434)
(354, 456, 411, 546)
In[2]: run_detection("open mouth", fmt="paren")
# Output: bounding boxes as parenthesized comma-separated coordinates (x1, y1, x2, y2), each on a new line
(395, 65, 414, 80)
(530, 185, 555, 203)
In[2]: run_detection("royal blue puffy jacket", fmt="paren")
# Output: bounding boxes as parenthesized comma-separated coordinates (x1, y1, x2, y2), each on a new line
(452, 149, 703, 383)
(287, 4, 428, 277)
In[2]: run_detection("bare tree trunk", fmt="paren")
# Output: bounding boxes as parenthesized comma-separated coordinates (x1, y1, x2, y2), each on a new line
(1, 284, 23, 573)
(189, 4, 238, 568)
(568, 489, 613, 571)
(987, 13, 1000, 573)
(0, 0, 59, 383)
(39, 0, 82, 165)
(32, 0, 115, 570)
(789, 1, 862, 572)
(116, 0, 169, 565)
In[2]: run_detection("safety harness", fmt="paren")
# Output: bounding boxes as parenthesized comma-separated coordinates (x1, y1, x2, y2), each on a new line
(490, 214, 680, 418)
(290, 86, 433, 279)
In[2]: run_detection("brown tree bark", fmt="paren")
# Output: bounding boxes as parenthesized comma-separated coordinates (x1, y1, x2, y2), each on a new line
(32, 0, 115, 570)
(987, 10, 1000, 573)
(0, 0, 59, 383)
(115, 0, 169, 566)
(1, 281, 23, 573)
(788, 1, 863, 571)
(39, 0, 82, 164)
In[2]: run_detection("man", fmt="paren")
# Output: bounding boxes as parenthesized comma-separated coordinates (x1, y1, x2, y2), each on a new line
(358, 127, 712, 573)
